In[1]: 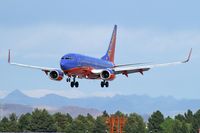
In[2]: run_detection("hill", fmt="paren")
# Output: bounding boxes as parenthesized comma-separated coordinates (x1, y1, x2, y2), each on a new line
(1, 89, 200, 116)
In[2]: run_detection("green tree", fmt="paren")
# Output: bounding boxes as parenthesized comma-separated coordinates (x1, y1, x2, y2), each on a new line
(0, 117, 9, 132)
(148, 110, 164, 133)
(171, 119, 182, 133)
(102, 110, 109, 117)
(175, 114, 185, 122)
(114, 110, 125, 117)
(193, 109, 200, 133)
(86, 113, 95, 132)
(124, 113, 146, 133)
(70, 115, 91, 133)
(93, 116, 108, 133)
(30, 109, 56, 132)
(161, 117, 174, 133)
(171, 119, 191, 133)
(8, 113, 19, 132)
(184, 110, 194, 123)
(18, 113, 32, 131)
(181, 121, 192, 133)
(53, 112, 73, 132)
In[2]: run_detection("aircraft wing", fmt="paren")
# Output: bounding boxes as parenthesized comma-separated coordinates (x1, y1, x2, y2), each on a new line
(113, 48, 192, 76)
(8, 50, 58, 73)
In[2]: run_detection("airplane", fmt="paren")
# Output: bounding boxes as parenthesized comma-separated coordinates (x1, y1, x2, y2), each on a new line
(8, 25, 192, 88)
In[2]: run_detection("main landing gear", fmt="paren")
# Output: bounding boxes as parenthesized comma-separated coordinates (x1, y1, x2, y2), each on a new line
(101, 80, 109, 88)
(66, 77, 109, 88)
(66, 77, 79, 88)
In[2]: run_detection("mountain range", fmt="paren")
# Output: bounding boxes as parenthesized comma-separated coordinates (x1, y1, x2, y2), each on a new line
(1, 89, 200, 117)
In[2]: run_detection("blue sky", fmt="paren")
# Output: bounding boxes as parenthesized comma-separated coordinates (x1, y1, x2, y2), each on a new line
(0, 0, 199, 99)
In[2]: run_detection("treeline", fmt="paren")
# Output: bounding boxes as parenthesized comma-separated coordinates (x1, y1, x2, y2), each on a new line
(0, 109, 200, 132)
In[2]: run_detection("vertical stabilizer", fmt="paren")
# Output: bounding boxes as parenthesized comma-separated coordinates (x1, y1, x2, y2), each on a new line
(101, 25, 117, 64)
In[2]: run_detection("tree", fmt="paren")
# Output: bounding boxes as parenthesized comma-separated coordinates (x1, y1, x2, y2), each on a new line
(1, 108, 200, 132)
(172, 119, 182, 133)
(175, 114, 185, 122)
(93, 116, 108, 133)
(171, 119, 191, 133)
(183, 109, 198, 133)
(124, 113, 146, 133)
(148, 110, 164, 133)
(70, 115, 93, 133)
(102, 110, 109, 117)
(30, 109, 56, 132)
(53, 112, 73, 132)
(0, 117, 9, 132)
(181, 121, 192, 133)
(86, 113, 95, 132)
(161, 117, 174, 133)
(18, 113, 32, 131)
(193, 109, 200, 133)
(184, 110, 194, 123)
(114, 110, 125, 117)
(8, 113, 19, 132)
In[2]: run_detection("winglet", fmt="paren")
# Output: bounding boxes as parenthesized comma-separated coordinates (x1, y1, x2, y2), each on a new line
(183, 48, 192, 63)
(8, 49, 11, 64)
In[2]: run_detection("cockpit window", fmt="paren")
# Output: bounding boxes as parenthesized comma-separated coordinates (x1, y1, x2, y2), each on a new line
(61, 56, 73, 60)
(65, 57, 73, 60)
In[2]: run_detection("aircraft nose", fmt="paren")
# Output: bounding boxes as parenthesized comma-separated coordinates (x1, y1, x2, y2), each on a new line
(60, 62, 65, 69)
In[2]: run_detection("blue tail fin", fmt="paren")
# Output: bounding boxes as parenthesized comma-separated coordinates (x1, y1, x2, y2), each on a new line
(101, 25, 117, 64)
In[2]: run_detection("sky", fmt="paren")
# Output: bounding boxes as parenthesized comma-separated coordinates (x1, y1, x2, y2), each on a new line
(0, 0, 199, 99)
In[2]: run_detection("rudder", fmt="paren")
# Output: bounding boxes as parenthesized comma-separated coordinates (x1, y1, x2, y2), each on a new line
(101, 25, 117, 64)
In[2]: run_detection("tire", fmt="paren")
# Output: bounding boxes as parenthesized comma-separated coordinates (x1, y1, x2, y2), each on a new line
(105, 82, 109, 87)
(101, 82, 104, 88)
(70, 82, 75, 88)
(75, 82, 79, 88)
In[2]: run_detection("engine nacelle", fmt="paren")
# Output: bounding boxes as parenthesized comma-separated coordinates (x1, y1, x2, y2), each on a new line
(100, 69, 115, 81)
(49, 70, 64, 81)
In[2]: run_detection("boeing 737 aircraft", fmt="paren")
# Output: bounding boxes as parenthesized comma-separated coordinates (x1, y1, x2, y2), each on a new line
(8, 25, 192, 88)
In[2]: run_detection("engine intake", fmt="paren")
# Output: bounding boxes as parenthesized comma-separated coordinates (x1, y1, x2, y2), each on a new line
(49, 70, 64, 81)
(100, 69, 115, 81)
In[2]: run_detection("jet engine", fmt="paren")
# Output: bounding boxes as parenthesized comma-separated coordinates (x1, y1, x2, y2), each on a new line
(100, 69, 115, 81)
(49, 70, 64, 81)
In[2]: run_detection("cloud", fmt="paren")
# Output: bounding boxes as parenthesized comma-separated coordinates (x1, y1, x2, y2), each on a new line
(90, 91, 121, 97)
(0, 90, 9, 98)
(1, 24, 199, 61)
(0, 24, 111, 55)
(7, 88, 121, 98)
(120, 28, 200, 50)
(22, 88, 87, 98)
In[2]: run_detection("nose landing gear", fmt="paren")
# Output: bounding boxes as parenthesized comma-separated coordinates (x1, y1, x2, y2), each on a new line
(66, 78, 71, 82)
(67, 77, 79, 88)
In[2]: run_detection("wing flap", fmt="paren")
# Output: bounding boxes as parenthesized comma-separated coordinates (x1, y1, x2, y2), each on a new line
(10, 62, 56, 72)
(114, 48, 192, 75)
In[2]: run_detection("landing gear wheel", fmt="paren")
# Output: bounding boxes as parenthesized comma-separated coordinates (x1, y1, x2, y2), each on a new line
(66, 78, 71, 82)
(75, 82, 79, 88)
(100, 81, 109, 88)
(105, 81, 109, 87)
(101, 81, 104, 88)
(70, 82, 75, 88)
